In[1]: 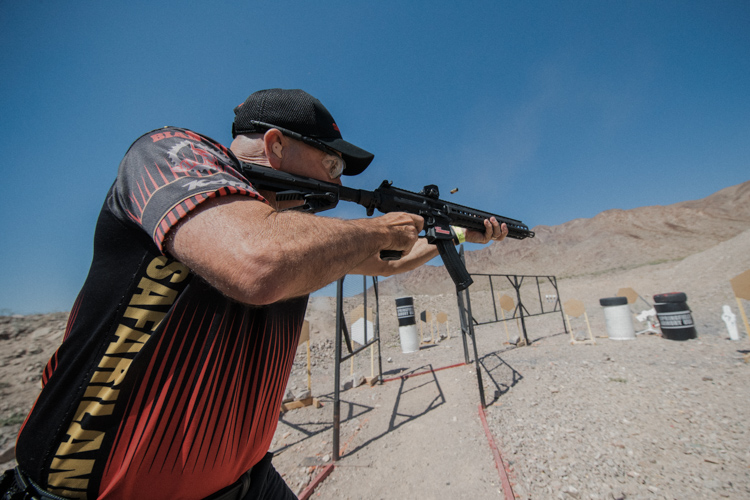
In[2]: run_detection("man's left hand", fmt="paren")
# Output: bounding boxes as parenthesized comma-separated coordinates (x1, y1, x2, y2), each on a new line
(465, 217, 508, 244)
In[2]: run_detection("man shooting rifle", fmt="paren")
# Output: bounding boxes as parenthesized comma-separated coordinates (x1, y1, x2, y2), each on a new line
(6, 89, 509, 500)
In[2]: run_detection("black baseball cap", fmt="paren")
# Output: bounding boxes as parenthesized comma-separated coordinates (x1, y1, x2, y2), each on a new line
(232, 88, 374, 176)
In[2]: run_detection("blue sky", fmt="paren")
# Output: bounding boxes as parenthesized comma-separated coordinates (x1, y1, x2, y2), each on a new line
(1, 1, 748, 314)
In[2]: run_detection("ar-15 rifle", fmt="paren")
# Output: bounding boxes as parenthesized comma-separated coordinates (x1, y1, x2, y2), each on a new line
(239, 162, 535, 291)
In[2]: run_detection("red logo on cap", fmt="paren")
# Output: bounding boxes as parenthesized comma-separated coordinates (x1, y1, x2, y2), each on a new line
(332, 123, 340, 132)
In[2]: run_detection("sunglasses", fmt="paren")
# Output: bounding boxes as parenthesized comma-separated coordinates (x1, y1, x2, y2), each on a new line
(250, 121, 346, 179)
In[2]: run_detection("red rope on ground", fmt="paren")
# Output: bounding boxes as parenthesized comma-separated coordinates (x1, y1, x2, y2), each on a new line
(380, 362, 467, 383)
(298, 463, 335, 500)
(478, 404, 515, 500)
(338, 416, 370, 457)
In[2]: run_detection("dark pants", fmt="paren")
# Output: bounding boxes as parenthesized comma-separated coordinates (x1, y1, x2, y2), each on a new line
(1, 467, 68, 500)
(2, 454, 296, 500)
(208, 453, 297, 500)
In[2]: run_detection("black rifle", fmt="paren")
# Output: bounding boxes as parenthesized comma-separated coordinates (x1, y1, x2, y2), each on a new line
(239, 162, 535, 291)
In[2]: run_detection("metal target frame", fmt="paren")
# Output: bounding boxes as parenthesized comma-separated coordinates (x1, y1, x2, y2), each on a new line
(456, 250, 567, 408)
(327, 258, 568, 458)
(332, 275, 382, 461)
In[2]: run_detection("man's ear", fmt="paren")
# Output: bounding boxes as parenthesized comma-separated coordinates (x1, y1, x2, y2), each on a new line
(263, 129, 284, 170)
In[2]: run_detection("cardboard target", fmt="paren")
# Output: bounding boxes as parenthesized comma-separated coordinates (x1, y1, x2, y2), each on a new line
(499, 294, 515, 312)
(617, 287, 638, 304)
(731, 269, 750, 300)
(563, 299, 586, 318)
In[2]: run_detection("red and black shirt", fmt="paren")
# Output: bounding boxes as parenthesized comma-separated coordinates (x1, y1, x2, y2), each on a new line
(16, 127, 307, 500)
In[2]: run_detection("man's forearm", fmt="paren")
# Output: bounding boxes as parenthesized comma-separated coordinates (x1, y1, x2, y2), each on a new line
(166, 196, 421, 305)
(250, 210, 391, 301)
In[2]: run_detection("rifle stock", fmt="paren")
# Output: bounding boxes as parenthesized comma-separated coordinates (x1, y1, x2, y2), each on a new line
(239, 162, 534, 291)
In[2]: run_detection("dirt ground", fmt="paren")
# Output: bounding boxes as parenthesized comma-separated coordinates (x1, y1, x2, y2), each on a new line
(269, 315, 750, 500)
(272, 331, 507, 499)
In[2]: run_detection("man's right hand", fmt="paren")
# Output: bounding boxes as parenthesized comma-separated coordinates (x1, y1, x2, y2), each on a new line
(375, 212, 424, 257)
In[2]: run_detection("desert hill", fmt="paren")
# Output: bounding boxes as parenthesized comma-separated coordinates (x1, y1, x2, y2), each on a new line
(378, 180, 750, 296)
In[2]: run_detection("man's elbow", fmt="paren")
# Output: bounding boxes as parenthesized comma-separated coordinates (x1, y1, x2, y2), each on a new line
(170, 264, 286, 306)
(221, 260, 293, 306)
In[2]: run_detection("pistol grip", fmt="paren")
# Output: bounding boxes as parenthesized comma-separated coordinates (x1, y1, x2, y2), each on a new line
(380, 250, 402, 261)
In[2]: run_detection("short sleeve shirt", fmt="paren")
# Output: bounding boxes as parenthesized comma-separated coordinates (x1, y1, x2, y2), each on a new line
(16, 127, 308, 500)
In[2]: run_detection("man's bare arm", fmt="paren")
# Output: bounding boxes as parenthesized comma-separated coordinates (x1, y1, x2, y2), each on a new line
(350, 218, 509, 277)
(165, 196, 423, 305)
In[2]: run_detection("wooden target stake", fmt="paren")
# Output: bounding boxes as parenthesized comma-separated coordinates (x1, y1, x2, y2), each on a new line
(436, 311, 449, 340)
(281, 320, 322, 412)
(498, 294, 515, 344)
(563, 299, 595, 345)
(419, 310, 435, 345)
(731, 270, 750, 340)
(300, 321, 311, 391)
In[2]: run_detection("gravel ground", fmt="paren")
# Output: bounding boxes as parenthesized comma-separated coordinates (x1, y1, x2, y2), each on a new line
(485, 332, 750, 500)
(269, 302, 750, 500)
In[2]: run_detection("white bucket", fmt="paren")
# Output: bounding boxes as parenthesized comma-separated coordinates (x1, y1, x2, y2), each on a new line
(398, 324, 420, 353)
(600, 297, 635, 340)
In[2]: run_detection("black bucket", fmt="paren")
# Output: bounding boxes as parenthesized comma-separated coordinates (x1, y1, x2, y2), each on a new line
(395, 297, 416, 326)
(653, 292, 697, 341)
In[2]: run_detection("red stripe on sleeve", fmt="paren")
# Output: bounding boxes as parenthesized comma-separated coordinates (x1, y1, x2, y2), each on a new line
(175, 203, 187, 219)
(129, 194, 144, 216)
